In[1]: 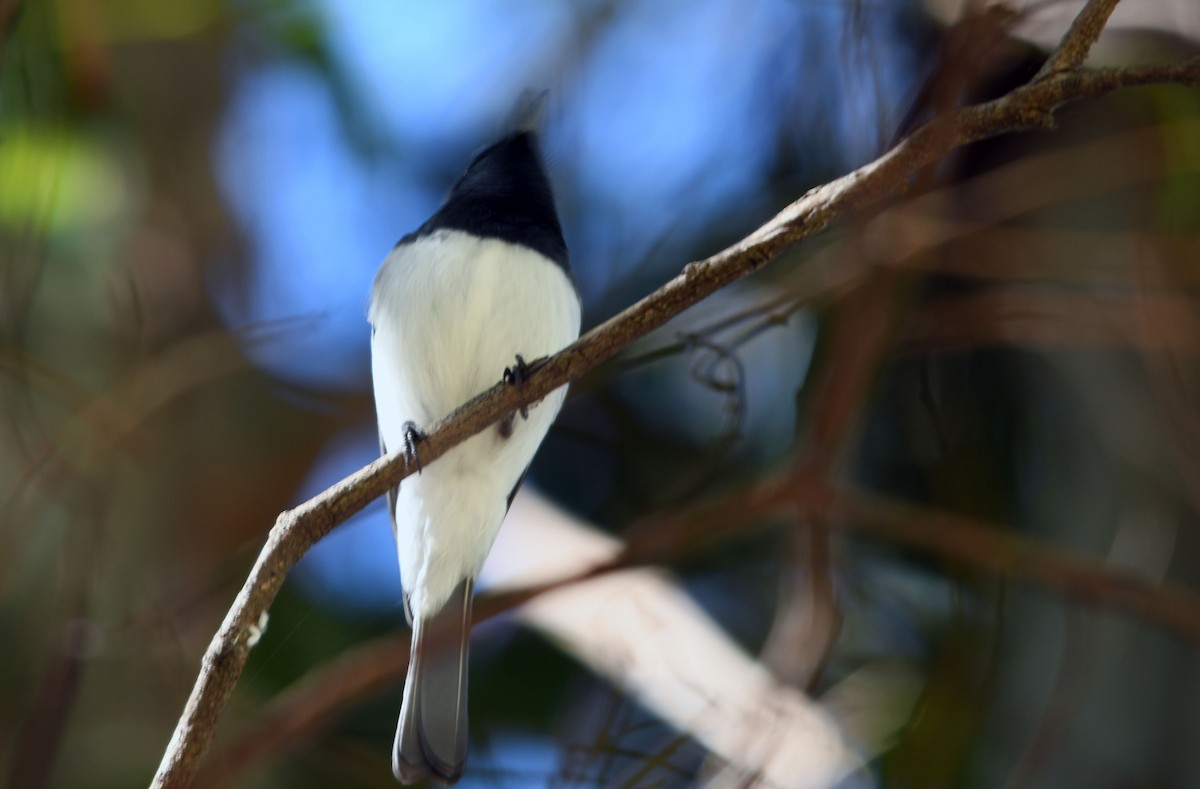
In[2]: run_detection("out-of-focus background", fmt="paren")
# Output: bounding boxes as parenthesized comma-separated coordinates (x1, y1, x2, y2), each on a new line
(2, 1, 1199, 787)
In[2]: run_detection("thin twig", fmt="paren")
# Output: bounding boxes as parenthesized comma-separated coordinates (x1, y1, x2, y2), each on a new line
(1033, 0, 1120, 80)
(152, 4, 1200, 784)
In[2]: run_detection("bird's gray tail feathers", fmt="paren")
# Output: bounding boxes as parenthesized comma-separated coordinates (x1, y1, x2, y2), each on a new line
(393, 579, 473, 785)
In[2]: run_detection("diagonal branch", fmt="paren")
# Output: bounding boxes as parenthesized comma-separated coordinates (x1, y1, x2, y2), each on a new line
(1033, 0, 1121, 80)
(621, 475, 1200, 644)
(198, 472, 1200, 787)
(152, 6, 1200, 787)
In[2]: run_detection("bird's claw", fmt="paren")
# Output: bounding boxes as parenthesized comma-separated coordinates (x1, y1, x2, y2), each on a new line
(503, 354, 530, 387)
(503, 354, 532, 419)
(402, 421, 429, 473)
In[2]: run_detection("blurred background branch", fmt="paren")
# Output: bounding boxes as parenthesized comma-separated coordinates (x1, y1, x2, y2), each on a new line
(196, 463, 1200, 787)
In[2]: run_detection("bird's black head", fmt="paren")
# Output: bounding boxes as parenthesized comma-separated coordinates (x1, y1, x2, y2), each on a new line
(413, 130, 569, 271)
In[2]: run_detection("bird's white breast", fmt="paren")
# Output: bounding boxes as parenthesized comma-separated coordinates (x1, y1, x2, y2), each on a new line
(369, 230, 581, 617)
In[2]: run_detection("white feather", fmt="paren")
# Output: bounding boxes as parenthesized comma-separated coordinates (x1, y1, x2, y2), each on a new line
(369, 229, 581, 619)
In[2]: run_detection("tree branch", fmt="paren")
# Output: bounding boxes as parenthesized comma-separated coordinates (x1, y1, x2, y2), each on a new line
(152, 2, 1200, 783)
(1033, 0, 1120, 80)
(621, 475, 1200, 644)
(198, 470, 1200, 786)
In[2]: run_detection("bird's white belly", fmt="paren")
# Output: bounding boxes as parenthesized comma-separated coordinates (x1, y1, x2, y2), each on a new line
(369, 230, 580, 617)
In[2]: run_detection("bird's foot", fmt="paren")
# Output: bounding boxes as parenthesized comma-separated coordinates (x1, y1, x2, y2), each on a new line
(503, 354, 532, 420)
(402, 421, 430, 473)
(502, 354, 530, 387)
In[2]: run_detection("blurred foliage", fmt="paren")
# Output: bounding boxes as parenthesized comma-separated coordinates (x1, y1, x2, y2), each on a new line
(1, 1, 1199, 788)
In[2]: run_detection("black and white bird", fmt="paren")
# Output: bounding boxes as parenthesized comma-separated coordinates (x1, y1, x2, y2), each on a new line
(368, 98, 581, 784)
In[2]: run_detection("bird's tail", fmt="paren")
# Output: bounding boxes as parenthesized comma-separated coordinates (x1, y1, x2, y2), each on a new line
(393, 578, 473, 785)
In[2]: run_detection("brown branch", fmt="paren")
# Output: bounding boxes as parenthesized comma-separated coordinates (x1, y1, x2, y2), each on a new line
(831, 485, 1200, 642)
(1033, 0, 1121, 80)
(192, 635, 409, 789)
(195, 562, 616, 788)
(152, 9, 1200, 788)
(623, 474, 1200, 643)
(200, 470, 1200, 786)
(906, 290, 1200, 353)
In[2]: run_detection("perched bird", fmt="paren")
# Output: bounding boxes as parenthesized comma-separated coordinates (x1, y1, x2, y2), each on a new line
(368, 97, 581, 784)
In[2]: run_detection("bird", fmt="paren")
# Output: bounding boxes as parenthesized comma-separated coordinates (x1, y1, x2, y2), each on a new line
(367, 95, 581, 785)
